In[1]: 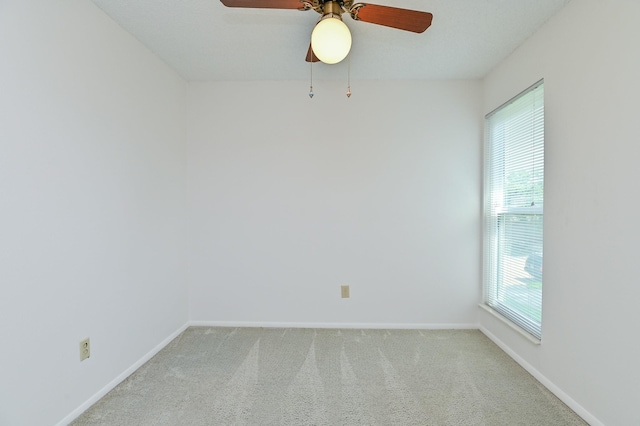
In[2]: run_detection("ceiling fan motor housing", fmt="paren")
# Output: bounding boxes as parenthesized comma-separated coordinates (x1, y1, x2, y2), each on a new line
(321, 1, 343, 16)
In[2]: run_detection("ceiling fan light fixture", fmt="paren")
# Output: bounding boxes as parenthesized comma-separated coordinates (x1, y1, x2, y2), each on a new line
(311, 16, 352, 64)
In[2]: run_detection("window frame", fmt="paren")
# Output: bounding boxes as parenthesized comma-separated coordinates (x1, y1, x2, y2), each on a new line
(483, 80, 544, 340)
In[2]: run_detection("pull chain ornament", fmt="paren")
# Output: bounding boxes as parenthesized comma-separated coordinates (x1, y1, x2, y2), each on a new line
(309, 86, 314, 98)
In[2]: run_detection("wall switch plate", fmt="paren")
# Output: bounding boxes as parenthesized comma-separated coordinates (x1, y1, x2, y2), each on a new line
(80, 338, 90, 361)
(341, 285, 350, 298)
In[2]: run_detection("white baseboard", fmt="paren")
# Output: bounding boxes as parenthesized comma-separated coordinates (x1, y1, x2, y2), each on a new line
(189, 320, 479, 330)
(56, 322, 189, 426)
(479, 325, 603, 426)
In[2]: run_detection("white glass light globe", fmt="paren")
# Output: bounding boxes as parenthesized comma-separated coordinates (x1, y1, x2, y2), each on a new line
(311, 17, 352, 64)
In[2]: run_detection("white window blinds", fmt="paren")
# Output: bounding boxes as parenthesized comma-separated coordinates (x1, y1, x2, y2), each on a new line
(484, 80, 544, 339)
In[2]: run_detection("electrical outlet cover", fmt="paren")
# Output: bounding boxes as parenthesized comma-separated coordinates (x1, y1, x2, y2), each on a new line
(80, 338, 90, 361)
(341, 285, 350, 298)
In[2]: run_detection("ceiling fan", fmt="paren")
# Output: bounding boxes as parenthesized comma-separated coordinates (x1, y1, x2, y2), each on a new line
(220, 0, 433, 64)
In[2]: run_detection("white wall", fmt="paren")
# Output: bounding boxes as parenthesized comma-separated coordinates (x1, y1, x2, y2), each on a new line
(480, 1, 640, 425)
(0, 1, 188, 425)
(187, 80, 482, 327)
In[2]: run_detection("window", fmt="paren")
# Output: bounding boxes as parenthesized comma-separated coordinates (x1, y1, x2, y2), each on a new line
(484, 81, 544, 339)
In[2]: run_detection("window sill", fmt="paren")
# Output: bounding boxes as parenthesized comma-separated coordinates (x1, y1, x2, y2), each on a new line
(478, 304, 541, 345)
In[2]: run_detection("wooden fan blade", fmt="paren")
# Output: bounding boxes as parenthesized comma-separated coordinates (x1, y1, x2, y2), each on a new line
(220, 0, 304, 9)
(352, 4, 433, 33)
(305, 44, 320, 62)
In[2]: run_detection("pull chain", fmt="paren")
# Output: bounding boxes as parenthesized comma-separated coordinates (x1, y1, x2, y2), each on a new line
(309, 54, 314, 98)
(346, 53, 351, 98)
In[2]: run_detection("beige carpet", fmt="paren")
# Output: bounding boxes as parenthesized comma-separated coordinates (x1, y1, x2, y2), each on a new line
(72, 327, 586, 425)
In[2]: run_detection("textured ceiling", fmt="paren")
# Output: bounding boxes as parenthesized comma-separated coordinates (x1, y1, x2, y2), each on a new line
(90, 0, 571, 81)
